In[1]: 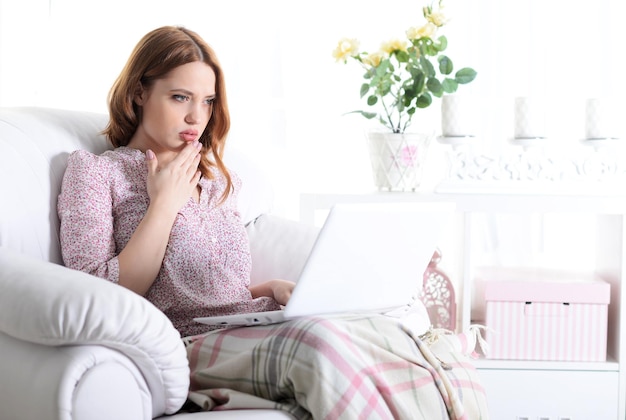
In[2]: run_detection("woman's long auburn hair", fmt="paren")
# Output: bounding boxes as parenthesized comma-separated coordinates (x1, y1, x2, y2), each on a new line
(102, 25, 233, 202)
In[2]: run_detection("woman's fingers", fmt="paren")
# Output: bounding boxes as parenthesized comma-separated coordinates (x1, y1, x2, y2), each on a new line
(186, 152, 202, 181)
(173, 141, 203, 169)
(159, 141, 202, 183)
(145, 149, 158, 175)
(144, 142, 203, 214)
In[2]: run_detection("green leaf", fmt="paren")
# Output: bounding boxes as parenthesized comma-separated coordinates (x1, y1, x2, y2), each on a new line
(438, 56, 453, 75)
(419, 56, 436, 77)
(344, 110, 377, 120)
(361, 111, 377, 119)
(359, 83, 370, 98)
(416, 93, 432, 108)
(427, 78, 443, 97)
(380, 79, 392, 96)
(435, 35, 448, 52)
(442, 78, 459, 93)
(455, 67, 477, 84)
(402, 92, 414, 107)
(407, 46, 420, 61)
(408, 65, 423, 80)
(413, 71, 426, 93)
(425, 42, 437, 56)
(367, 95, 378, 106)
(396, 50, 409, 63)
(396, 99, 406, 113)
(376, 63, 389, 78)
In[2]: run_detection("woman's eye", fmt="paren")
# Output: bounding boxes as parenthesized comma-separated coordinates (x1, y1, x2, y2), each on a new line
(204, 98, 215, 105)
(173, 94, 189, 102)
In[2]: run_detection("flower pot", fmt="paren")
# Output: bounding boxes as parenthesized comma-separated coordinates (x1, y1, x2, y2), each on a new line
(366, 131, 433, 192)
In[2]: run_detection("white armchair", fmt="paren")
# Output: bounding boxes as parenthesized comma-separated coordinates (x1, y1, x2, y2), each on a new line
(0, 107, 315, 420)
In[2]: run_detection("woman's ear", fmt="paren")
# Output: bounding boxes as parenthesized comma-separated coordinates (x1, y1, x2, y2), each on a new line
(134, 83, 145, 106)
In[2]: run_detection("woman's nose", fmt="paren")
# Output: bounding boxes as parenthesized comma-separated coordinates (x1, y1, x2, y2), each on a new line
(185, 103, 202, 124)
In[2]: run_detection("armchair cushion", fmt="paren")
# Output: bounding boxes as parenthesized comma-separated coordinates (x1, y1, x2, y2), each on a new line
(0, 247, 189, 416)
(246, 214, 320, 286)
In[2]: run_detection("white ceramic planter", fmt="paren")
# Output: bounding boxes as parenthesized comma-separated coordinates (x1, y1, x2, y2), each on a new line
(366, 131, 433, 192)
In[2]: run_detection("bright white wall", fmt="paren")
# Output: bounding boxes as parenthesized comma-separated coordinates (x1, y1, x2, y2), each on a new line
(1, 0, 625, 220)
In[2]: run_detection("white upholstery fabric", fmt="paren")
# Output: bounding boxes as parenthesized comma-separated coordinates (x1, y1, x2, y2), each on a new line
(226, 147, 275, 226)
(0, 247, 190, 417)
(0, 106, 272, 265)
(0, 332, 148, 420)
(0, 107, 110, 264)
(246, 214, 320, 286)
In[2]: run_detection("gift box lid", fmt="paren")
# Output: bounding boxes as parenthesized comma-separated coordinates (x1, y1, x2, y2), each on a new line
(479, 267, 611, 304)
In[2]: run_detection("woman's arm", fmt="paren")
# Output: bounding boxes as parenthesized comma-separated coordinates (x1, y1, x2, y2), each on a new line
(249, 279, 295, 306)
(115, 200, 179, 295)
(116, 144, 202, 295)
(59, 151, 120, 281)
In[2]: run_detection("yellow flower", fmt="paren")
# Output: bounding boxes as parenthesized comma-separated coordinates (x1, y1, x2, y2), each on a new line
(427, 11, 448, 27)
(406, 23, 437, 40)
(332, 38, 360, 62)
(361, 51, 385, 67)
(423, 1, 448, 27)
(380, 38, 408, 54)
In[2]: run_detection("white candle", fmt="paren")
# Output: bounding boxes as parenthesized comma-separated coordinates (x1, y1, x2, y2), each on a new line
(585, 98, 619, 139)
(441, 95, 476, 137)
(514, 97, 546, 139)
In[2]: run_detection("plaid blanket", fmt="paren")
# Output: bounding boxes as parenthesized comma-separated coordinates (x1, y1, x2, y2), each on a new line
(185, 314, 489, 419)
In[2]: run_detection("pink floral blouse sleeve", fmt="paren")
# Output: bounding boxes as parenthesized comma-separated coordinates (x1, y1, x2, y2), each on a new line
(57, 150, 120, 282)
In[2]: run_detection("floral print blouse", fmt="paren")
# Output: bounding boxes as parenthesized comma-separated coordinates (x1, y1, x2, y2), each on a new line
(57, 147, 279, 337)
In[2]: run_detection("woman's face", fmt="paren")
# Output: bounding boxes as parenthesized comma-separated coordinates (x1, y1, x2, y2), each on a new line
(130, 61, 216, 158)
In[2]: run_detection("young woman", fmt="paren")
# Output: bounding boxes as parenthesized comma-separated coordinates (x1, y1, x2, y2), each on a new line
(58, 26, 293, 338)
(58, 26, 488, 419)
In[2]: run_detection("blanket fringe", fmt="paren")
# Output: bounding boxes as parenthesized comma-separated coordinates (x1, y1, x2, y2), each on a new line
(419, 323, 493, 358)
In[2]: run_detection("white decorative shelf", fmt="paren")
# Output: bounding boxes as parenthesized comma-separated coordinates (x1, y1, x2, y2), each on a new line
(438, 138, 626, 190)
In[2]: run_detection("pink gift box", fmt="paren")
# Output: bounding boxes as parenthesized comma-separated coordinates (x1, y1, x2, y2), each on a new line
(481, 268, 610, 362)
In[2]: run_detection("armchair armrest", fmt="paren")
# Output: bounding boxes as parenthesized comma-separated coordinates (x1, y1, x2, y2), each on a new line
(0, 331, 150, 420)
(0, 248, 189, 418)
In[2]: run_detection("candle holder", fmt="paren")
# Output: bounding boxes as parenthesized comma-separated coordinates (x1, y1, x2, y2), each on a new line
(514, 97, 546, 140)
(585, 98, 621, 140)
(509, 137, 548, 152)
(441, 94, 477, 138)
(437, 135, 476, 150)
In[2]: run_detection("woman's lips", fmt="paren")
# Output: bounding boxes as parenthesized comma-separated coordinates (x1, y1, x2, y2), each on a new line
(179, 130, 198, 142)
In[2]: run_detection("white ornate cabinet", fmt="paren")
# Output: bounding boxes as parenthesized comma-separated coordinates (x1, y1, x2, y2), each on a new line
(299, 191, 626, 419)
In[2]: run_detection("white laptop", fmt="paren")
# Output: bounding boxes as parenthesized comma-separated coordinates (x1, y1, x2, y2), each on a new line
(194, 201, 455, 327)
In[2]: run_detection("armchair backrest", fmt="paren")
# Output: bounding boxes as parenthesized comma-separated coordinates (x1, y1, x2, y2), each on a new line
(0, 107, 273, 264)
